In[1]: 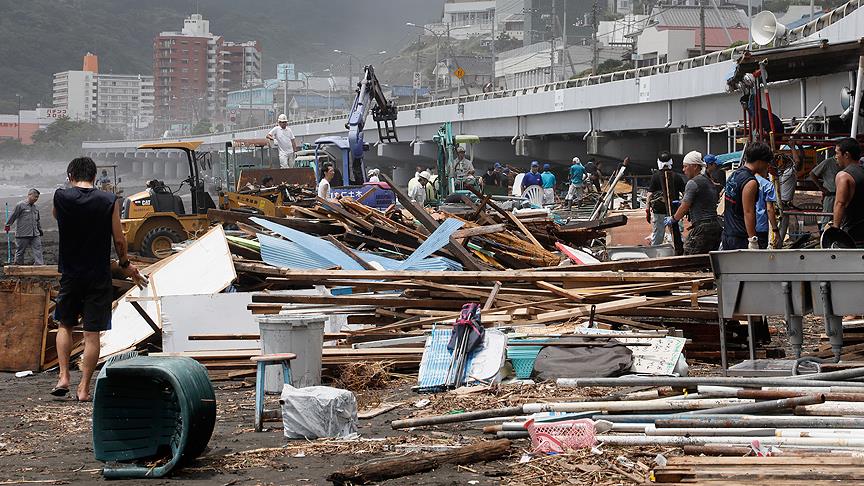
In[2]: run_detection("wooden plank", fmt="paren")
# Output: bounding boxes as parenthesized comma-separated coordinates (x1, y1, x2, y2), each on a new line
(0, 281, 51, 371)
(235, 267, 707, 284)
(3, 265, 60, 277)
(358, 402, 404, 419)
(151, 348, 425, 359)
(451, 224, 507, 240)
(534, 291, 712, 324)
(380, 172, 483, 271)
(535, 280, 585, 302)
(483, 281, 502, 311)
(548, 254, 710, 273)
(325, 235, 376, 270)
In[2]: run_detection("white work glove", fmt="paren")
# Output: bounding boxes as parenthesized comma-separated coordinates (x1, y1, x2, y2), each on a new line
(747, 236, 759, 250)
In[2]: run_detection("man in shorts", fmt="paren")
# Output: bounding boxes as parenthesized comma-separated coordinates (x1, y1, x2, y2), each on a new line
(52, 157, 142, 401)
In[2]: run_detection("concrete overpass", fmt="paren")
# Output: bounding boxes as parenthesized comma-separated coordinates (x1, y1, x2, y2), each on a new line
(83, 0, 864, 185)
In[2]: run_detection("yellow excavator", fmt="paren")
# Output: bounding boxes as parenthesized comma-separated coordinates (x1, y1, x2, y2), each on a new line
(121, 141, 214, 258)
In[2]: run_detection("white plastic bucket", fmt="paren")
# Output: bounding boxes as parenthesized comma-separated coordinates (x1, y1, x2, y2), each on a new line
(258, 314, 326, 392)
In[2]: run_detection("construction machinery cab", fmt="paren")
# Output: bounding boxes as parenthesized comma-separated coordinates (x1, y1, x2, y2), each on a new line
(310, 136, 395, 209)
(434, 121, 482, 200)
(121, 141, 213, 258)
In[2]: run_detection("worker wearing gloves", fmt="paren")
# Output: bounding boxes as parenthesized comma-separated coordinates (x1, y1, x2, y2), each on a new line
(5, 188, 44, 265)
(409, 171, 430, 206)
(832, 137, 864, 246)
(722, 142, 771, 250)
(664, 151, 721, 255)
(540, 163, 556, 205)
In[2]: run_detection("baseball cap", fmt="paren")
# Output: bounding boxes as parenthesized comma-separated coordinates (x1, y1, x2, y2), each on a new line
(531, 160, 539, 167)
(494, 162, 501, 169)
(456, 146, 466, 152)
(704, 154, 717, 165)
(419, 170, 431, 180)
(572, 156, 581, 164)
(542, 163, 551, 171)
(277, 113, 288, 122)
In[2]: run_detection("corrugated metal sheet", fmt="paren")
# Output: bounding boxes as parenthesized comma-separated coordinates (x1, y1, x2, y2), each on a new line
(252, 216, 463, 272)
(653, 6, 748, 29)
(397, 218, 464, 270)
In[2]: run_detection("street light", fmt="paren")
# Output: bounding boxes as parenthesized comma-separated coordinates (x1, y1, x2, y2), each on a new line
(334, 49, 387, 90)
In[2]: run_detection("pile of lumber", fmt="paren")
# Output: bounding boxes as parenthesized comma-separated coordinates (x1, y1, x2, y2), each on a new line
(653, 455, 864, 482)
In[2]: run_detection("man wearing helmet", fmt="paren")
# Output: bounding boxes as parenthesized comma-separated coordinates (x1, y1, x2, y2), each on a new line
(266, 114, 299, 168)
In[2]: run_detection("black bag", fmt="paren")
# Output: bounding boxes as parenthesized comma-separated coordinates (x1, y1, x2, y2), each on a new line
(531, 342, 632, 381)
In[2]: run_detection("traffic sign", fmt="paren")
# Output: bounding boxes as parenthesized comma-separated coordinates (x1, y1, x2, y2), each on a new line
(454, 67, 465, 79)
(412, 72, 422, 89)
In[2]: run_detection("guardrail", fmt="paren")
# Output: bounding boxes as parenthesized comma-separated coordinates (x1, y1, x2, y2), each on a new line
(83, 0, 860, 148)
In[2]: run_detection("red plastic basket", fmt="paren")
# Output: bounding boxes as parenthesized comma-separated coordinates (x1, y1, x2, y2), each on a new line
(524, 418, 596, 453)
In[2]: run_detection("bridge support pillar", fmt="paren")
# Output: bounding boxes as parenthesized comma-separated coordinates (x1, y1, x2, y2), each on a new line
(152, 159, 166, 181)
(132, 159, 143, 177)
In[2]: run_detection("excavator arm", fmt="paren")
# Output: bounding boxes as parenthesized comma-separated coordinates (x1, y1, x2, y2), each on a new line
(346, 65, 398, 164)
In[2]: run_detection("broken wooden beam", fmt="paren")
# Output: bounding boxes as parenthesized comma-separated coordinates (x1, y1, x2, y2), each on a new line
(327, 439, 511, 485)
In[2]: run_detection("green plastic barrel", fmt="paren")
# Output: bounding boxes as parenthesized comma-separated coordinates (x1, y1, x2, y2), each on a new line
(92, 356, 216, 478)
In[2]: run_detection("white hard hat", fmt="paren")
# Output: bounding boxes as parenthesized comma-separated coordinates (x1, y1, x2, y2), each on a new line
(277, 113, 288, 122)
(572, 156, 581, 163)
(419, 170, 431, 180)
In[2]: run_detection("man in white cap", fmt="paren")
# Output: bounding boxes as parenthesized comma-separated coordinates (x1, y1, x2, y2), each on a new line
(409, 171, 430, 206)
(448, 146, 474, 190)
(664, 151, 721, 254)
(565, 157, 586, 209)
(265, 114, 298, 168)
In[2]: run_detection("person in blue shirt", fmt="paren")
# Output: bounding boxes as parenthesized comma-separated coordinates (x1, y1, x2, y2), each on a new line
(565, 157, 587, 209)
(540, 163, 556, 205)
(520, 161, 544, 204)
(755, 169, 778, 249)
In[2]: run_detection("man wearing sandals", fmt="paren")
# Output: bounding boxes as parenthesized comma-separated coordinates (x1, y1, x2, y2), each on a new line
(52, 157, 143, 402)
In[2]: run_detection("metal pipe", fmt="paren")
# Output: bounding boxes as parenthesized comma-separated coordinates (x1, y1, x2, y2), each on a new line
(596, 434, 864, 447)
(390, 405, 523, 429)
(685, 394, 825, 415)
(796, 402, 864, 416)
(851, 55, 864, 136)
(737, 389, 864, 402)
(664, 101, 672, 128)
(646, 425, 775, 436)
(582, 109, 594, 140)
(558, 377, 864, 388)
(496, 431, 529, 439)
(656, 415, 864, 429)
(683, 444, 864, 456)
(791, 100, 823, 134)
(522, 398, 749, 415)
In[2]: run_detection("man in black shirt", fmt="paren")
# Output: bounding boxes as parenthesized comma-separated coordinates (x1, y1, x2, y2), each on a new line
(52, 157, 143, 401)
(647, 151, 687, 246)
(722, 142, 770, 250)
(833, 137, 864, 246)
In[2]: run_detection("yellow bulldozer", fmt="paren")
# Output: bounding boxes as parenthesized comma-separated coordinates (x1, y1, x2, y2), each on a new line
(120, 141, 214, 258)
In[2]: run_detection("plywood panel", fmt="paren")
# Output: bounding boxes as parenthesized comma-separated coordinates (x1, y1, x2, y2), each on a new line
(0, 281, 49, 371)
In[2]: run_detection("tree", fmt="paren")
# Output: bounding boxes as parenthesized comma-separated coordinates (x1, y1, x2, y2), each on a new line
(191, 118, 212, 135)
(29, 117, 122, 157)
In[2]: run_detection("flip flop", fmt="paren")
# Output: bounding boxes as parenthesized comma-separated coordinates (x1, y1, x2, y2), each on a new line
(74, 394, 92, 403)
(50, 386, 69, 397)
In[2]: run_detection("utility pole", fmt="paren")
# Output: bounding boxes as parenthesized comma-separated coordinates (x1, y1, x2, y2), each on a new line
(446, 23, 453, 97)
(16, 94, 21, 142)
(699, 0, 706, 56)
(592, 0, 599, 74)
(415, 35, 421, 106)
(551, 0, 556, 82)
(491, 17, 496, 89)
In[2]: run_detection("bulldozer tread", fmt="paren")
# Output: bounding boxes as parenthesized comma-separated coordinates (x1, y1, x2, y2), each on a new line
(140, 227, 184, 259)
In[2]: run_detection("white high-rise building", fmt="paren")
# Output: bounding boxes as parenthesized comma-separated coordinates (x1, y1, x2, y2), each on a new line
(52, 54, 155, 137)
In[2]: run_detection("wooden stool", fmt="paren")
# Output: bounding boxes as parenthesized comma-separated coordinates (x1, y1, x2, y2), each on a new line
(250, 353, 297, 432)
